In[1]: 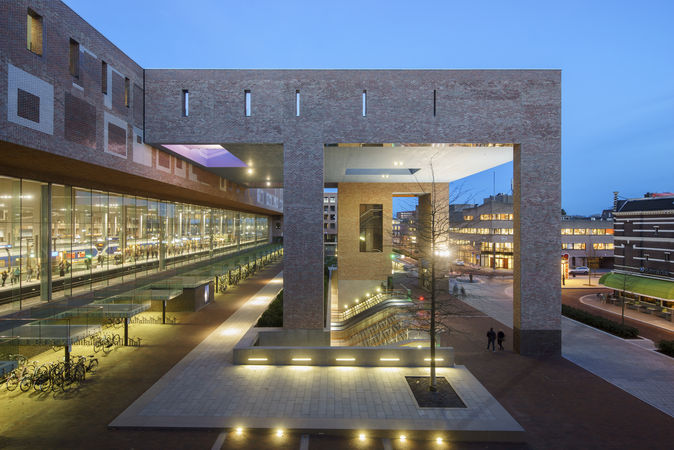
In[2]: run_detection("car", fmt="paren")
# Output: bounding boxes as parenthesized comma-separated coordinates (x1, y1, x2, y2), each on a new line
(569, 266, 589, 275)
(454, 260, 465, 266)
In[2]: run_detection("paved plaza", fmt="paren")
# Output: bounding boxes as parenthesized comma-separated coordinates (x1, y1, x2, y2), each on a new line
(111, 272, 524, 440)
(461, 279, 674, 418)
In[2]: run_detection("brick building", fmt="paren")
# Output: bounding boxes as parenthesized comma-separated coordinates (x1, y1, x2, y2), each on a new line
(1, 0, 563, 355)
(601, 194, 674, 310)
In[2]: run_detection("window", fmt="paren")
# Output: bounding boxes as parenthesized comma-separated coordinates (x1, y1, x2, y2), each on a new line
(330, 223, 335, 229)
(295, 90, 300, 116)
(561, 228, 573, 235)
(244, 90, 251, 116)
(329, 197, 335, 203)
(464, 215, 473, 221)
(433, 89, 437, 116)
(573, 243, 586, 250)
(330, 205, 335, 212)
(101, 61, 108, 94)
(182, 90, 189, 117)
(69, 39, 80, 78)
(124, 77, 130, 107)
(362, 90, 367, 116)
(666, 253, 670, 262)
(359, 204, 382, 252)
(27, 10, 43, 55)
(573, 228, 587, 235)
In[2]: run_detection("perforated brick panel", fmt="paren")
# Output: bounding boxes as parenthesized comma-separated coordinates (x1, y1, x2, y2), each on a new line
(133, 84, 143, 127)
(107, 122, 127, 156)
(157, 151, 170, 168)
(112, 72, 125, 112)
(64, 93, 96, 148)
(17, 89, 40, 123)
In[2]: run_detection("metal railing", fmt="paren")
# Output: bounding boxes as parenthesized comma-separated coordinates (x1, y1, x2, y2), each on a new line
(337, 289, 409, 322)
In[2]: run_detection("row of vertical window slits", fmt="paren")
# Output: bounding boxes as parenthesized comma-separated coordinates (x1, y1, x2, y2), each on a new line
(181, 90, 440, 117)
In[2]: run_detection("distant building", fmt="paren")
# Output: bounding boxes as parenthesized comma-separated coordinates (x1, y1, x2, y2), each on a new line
(323, 193, 337, 256)
(394, 210, 418, 256)
(601, 194, 674, 310)
(449, 194, 614, 270)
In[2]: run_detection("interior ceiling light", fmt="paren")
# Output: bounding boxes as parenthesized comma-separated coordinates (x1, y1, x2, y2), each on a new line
(247, 168, 253, 174)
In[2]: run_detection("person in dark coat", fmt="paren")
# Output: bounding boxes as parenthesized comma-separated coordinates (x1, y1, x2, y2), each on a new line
(497, 330, 505, 350)
(487, 327, 496, 352)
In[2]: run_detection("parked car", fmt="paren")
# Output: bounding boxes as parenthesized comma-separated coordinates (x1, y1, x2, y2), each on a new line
(569, 266, 589, 275)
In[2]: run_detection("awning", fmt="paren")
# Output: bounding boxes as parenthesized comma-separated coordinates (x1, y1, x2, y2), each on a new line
(599, 273, 674, 300)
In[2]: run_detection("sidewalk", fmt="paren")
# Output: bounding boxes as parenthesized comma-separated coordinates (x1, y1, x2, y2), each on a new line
(111, 271, 523, 439)
(459, 278, 674, 418)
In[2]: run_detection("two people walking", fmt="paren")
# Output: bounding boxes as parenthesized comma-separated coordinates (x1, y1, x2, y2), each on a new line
(487, 327, 506, 351)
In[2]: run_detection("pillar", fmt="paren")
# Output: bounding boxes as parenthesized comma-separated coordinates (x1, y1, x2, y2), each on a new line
(513, 140, 561, 356)
(282, 140, 324, 331)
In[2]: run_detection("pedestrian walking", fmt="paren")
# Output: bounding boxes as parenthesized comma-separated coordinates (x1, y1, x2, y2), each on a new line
(487, 327, 496, 352)
(26, 266, 33, 282)
(460, 286, 466, 296)
(1, 270, 7, 287)
(59, 262, 65, 277)
(12, 267, 20, 284)
(497, 330, 505, 350)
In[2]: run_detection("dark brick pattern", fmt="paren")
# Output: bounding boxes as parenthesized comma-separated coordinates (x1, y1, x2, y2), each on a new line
(64, 92, 96, 148)
(107, 122, 126, 157)
(133, 83, 143, 127)
(17, 88, 40, 123)
(111, 72, 125, 113)
(157, 150, 170, 168)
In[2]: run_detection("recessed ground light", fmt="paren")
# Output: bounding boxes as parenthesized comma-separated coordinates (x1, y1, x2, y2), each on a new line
(247, 357, 268, 361)
(235, 427, 243, 435)
(424, 358, 444, 362)
(400, 434, 407, 441)
(436, 437, 443, 444)
(359, 434, 366, 441)
(291, 357, 312, 361)
(276, 429, 284, 437)
(335, 357, 355, 361)
(380, 357, 400, 361)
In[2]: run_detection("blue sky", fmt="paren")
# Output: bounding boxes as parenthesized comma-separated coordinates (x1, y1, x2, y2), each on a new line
(64, 0, 674, 215)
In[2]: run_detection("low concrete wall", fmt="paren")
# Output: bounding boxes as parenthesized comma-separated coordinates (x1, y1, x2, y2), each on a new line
(234, 328, 454, 367)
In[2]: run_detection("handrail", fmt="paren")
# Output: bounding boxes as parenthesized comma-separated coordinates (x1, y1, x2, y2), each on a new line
(338, 289, 408, 322)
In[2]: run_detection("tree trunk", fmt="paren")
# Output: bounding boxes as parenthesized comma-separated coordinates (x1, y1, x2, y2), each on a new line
(430, 253, 437, 391)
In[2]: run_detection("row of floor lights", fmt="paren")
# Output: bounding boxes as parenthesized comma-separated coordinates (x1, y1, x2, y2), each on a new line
(236, 428, 444, 444)
(246, 356, 440, 363)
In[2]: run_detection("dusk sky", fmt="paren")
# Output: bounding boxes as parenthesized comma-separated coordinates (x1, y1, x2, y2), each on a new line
(64, 0, 673, 216)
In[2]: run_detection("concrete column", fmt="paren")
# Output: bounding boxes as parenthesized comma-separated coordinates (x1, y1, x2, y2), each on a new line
(513, 140, 561, 356)
(283, 140, 324, 331)
(39, 184, 52, 301)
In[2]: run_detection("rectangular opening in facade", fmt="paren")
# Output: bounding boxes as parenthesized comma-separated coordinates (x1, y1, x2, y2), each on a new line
(27, 9, 43, 56)
(124, 77, 130, 107)
(362, 90, 367, 116)
(433, 89, 437, 116)
(359, 203, 382, 252)
(295, 90, 300, 116)
(182, 90, 189, 116)
(69, 39, 79, 78)
(101, 61, 108, 94)
(244, 90, 251, 116)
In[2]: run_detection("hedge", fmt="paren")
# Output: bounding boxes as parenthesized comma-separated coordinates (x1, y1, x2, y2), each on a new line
(562, 304, 639, 338)
(256, 290, 283, 327)
(657, 340, 674, 357)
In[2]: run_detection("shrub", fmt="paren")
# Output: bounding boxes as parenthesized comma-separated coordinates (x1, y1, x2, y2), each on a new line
(657, 340, 674, 357)
(256, 290, 283, 327)
(562, 304, 639, 338)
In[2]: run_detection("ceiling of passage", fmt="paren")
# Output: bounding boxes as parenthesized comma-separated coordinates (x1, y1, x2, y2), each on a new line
(161, 143, 283, 188)
(324, 143, 513, 185)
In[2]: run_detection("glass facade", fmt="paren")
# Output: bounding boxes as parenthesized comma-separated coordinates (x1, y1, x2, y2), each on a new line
(0, 175, 269, 312)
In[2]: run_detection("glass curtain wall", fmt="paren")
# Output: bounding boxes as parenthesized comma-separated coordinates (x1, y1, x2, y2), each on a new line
(0, 175, 270, 312)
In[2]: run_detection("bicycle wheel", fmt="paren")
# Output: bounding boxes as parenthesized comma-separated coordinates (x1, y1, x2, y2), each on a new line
(19, 375, 32, 392)
(112, 334, 121, 346)
(93, 340, 102, 353)
(6, 373, 19, 391)
(102, 340, 113, 354)
(74, 364, 85, 383)
(87, 358, 99, 374)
